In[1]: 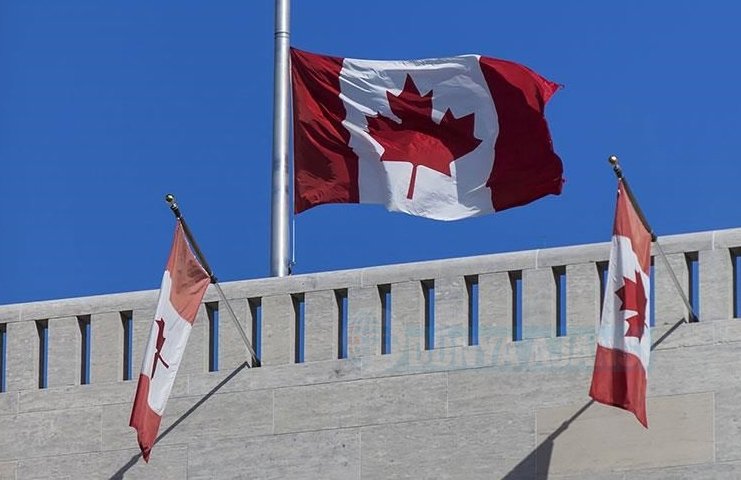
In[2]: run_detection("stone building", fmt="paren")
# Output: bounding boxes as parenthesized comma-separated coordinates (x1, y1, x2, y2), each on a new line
(0, 226, 739, 479)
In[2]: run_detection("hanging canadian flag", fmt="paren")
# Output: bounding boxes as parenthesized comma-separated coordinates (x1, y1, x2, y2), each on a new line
(129, 221, 210, 461)
(290, 47, 564, 220)
(589, 179, 652, 427)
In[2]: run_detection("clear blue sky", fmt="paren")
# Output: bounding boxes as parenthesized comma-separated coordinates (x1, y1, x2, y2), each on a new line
(1, 1, 739, 304)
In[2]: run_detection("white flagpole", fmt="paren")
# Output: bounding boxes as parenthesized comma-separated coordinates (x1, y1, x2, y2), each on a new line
(270, 0, 292, 277)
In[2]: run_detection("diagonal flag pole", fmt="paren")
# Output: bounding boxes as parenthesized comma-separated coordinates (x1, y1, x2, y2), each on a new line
(165, 194, 260, 367)
(608, 155, 699, 324)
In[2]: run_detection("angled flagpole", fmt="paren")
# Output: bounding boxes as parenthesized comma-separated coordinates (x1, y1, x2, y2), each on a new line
(608, 155, 699, 323)
(270, 0, 292, 277)
(165, 194, 259, 367)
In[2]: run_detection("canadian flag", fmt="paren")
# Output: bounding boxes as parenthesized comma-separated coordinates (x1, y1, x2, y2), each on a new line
(129, 221, 210, 461)
(291, 48, 563, 220)
(589, 180, 652, 427)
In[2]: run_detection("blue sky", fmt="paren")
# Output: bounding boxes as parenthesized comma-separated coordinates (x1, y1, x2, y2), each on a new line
(1, 1, 739, 304)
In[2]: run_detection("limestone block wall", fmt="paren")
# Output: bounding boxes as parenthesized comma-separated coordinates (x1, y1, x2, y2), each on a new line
(0, 227, 740, 479)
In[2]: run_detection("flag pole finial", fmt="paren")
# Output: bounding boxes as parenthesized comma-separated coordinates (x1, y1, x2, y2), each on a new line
(164, 193, 182, 219)
(608, 154, 623, 179)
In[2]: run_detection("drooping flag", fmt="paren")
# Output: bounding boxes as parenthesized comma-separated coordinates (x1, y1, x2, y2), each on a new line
(130, 221, 210, 461)
(290, 47, 563, 220)
(589, 179, 652, 427)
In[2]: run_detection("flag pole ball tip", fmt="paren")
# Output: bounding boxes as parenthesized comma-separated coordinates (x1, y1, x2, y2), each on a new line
(608, 155, 619, 165)
(164, 194, 175, 204)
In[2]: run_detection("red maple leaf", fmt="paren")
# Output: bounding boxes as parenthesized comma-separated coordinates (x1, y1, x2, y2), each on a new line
(615, 271, 647, 339)
(366, 75, 482, 199)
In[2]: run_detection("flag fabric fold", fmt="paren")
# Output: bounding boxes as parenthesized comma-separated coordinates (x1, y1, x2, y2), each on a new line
(589, 180, 652, 427)
(290, 47, 563, 221)
(129, 221, 210, 461)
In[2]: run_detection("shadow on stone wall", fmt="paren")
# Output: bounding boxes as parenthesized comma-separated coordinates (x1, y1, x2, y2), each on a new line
(503, 399, 595, 479)
(109, 361, 250, 480)
(502, 316, 687, 478)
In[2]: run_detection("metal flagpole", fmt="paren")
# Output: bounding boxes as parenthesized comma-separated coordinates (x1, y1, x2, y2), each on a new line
(270, 0, 292, 277)
(608, 155, 699, 323)
(165, 194, 260, 367)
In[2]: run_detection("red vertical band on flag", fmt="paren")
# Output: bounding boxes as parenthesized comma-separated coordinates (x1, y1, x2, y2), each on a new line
(614, 180, 651, 274)
(590, 345, 648, 428)
(167, 223, 210, 324)
(478, 57, 564, 211)
(291, 48, 359, 213)
(129, 375, 161, 462)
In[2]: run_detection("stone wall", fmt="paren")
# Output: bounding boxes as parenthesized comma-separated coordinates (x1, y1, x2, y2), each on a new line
(0, 227, 740, 479)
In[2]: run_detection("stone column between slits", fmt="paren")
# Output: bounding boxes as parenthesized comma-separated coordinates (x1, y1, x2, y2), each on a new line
(347, 285, 382, 358)
(260, 294, 295, 366)
(566, 263, 601, 335)
(522, 268, 557, 339)
(478, 272, 513, 344)
(47, 316, 81, 387)
(91, 312, 123, 384)
(217, 298, 251, 371)
(390, 281, 425, 353)
(698, 248, 733, 321)
(6, 320, 39, 391)
(654, 252, 690, 325)
(304, 290, 338, 362)
(433, 276, 468, 349)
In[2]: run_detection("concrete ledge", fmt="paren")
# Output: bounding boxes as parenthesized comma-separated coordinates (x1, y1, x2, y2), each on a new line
(17, 380, 167, 414)
(185, 357, 362, 397)
(7, 290, 157, 323)
(0, 306, 19, 324)
(101, 389, 273, 451)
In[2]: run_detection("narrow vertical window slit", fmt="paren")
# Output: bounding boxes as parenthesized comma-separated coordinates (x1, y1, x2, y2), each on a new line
(554, 267, 567, 337)
(0, 324, 6, 392)
(37, 320, 48, 389)
(78, 315, 91, 385)
(466, 276, 479, 346)
(686, 252, 699, 320)
(733, 250, 741, 319)
(423, 280, 435, 350)
(121, 311, 133, 381)
(597, 261, 609, 316)
(207, 303, 219, 372)
(510, 272, 522, 341)
(379, 285, 391, 354)
(293, 294, 305, 363)
(336, 289, 348, 359)
(249, 298, 262, 366)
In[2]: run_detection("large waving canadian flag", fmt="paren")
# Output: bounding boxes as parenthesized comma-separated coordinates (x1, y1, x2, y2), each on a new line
(130, 221, 210, 461)
(291, 48, 563, 220)
(589, 180, 652, 427)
